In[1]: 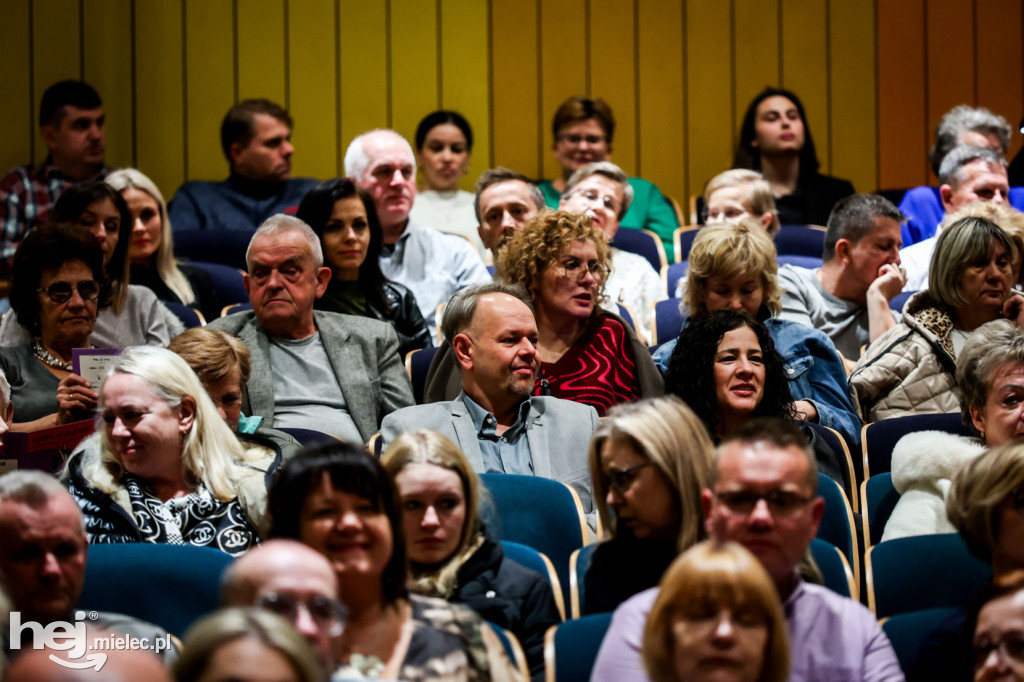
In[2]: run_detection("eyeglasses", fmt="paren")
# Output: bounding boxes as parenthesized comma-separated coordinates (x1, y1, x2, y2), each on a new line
(701, 207, 750, 223)
(557, 256, 610, 282)
(714, 489, 813, 516)
(256, 592, 347, 636)
(607, 462, 651, 494)
(557, 133, 607, 146)
(36, 280, 101, 304)
(974, 634, 1024, 669)
(568, 188, 621, 215)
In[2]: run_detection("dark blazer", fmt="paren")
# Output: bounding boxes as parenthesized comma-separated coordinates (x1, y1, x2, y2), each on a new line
(209, 310, 414, 441)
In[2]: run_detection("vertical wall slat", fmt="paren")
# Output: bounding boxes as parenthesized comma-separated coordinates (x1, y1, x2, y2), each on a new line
(183, 0, 235, 181)
(925, 0, 975, 181)
(877, 0, 926, 189)
(32, 0, 82, 165)
(588, 0, 637, 176)
(685, 0, 731, 203)
(828, 0, 876, 192)
(237, 0, 286, 104)
(637, 0, 685, 204)
(134, 0, 186, 194)
(82, 0, 133, 170)
(439, 0, 491, 188)
(0, 0, 33, 174)
(734, 0, 781, 142)
(975, 0, 1024, 161)
(288, 0, 338, 180)
(780, 0, 830, 171)
(390, 0, 439, 149)
(338, 0, 388, 158)
(539, 0, 587, 181)
(490, 0, 541, 178)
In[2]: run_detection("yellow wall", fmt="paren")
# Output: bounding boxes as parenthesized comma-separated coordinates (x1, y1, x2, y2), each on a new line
(1, 0, 1020, 214)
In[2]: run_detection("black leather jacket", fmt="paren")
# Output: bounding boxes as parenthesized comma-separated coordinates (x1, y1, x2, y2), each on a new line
(371, 282, 432, 357)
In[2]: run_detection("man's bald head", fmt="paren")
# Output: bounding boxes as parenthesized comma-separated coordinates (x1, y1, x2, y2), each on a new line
(4, 633, 171, 682)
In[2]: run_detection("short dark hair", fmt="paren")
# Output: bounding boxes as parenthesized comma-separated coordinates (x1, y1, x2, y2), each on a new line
(473, 167, 545, 223)
(414, 110, 473, 152)
(220, 99, 292, 163)
(39, 80, 101, 128)
(551, 96, 616, 143)
(265, 442, 409, 606)
(10, 223, 111, 336)
(734, 87, 819, 180)
(718, 417, 818, 492)
(823, 194, 904, 262)
(440, 281, 534, 343)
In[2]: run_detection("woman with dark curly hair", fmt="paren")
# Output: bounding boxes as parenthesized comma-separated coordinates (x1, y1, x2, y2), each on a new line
(734, 87, 854, 226)
(296, 178, 430, 356)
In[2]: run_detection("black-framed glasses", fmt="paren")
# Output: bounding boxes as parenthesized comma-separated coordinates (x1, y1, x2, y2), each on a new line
(714, 489, 813, 516)
(608, 462, 651, 494)
(256, 592, 347, 636)
(36, 280, 101, 304)
(974, 634, 1024, 669)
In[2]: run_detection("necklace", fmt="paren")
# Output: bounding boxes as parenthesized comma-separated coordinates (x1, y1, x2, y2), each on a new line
(33, 342, 73, 371)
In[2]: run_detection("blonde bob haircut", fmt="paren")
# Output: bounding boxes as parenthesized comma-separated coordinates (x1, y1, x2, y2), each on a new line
(588, 396, 715, 551)
(496, 210, 610, 307)
(684, 219, 782, 317)
(105, 168, 197, 307)
(703, 169, 781, 236)
(928, 215, 1017, 310)
(643, 540, 790, 682)
(173, 607, 325, 682)
(382, 429, 486, 597)
(168, 327, 253, 387)
(947, 440, 1024, 563)
(939, 202, 1024, 284)
(71, 346, 253, 503)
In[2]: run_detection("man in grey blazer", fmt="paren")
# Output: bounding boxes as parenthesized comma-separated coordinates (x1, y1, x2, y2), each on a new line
(380, 282, 600, 521)
(210, 215, 413, 443)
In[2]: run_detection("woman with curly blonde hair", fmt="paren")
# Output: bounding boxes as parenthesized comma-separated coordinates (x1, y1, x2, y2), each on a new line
(493, 210, 662, 416)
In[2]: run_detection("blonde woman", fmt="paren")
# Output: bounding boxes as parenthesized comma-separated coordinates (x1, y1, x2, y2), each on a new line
(701, 169, 780, 236)
(382, 429, 560, 681)
(64, 346, 279, 556)
(584, 397, 714, 614)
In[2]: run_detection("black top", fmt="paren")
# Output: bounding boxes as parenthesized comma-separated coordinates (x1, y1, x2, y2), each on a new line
(582, 533, 678, 615)
(775, 172, 856, 227)
(129, 263, 219, 322)
(314, 279, 431, 357)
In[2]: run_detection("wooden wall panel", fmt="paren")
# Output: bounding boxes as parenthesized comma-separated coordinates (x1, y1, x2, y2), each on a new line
(877, 0, 926, 189)
(390, 0, 439, 148)
(183, 0, 234, 181)
(338, 0, 388, 159)
(539, 0, 587, 181)
(490, 0, 541, 178)
(637, 1, 685, 202)
(828, 0, 876, 193)
(685, 0, 731, 199)
(288, 0, 338, 180)
(32, 0, 81, 165)
(733, 0, 781, 141)
(976, 0, 1024, 162)
(134, 0, 186, 194)
(589, 0, 637, 176)
(237, 0, 286, 105)
(82, 0, 133, 169)
(780, 0, 830, 171)
(925, 0, 975, 180)
(0, 0, 33, 173)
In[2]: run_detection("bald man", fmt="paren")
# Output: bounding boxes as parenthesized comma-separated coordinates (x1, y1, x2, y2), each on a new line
(4, 632, 172, 682)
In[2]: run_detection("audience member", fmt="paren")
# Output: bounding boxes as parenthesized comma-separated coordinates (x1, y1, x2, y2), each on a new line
(0, 224, 106, 429)
(642, 541, 790, 682)
(5, 639, 172, 682)
(698, 168, 780, 235)
(409, 110, 484, 255)
(64, 346, 279, 556)
(591, 418, 902, 682)
(733, 87, 855, 227)
(383, 282, 599, 519)
(560, 161, 665, 341)
(382, 429, 561, 681)
(106, 168, 218, 320)
(901, 145, 1012, 290)
(585, 397, 714, 614)
(209, 215, 413, 441)
(883, 319, 1022, 541)
(654, 220, 860, 448)
(537, 96, 680, 260)
(475, 167, 545, 264)
(173, 607, 325, 682)
(345, 129, 489, 336)
(971, 571, 1024, 682)
(850, 215, 1020, 422)
(296, 177, 430, 356)
(265, 442, 520, 681)
(0, 81, 110, 262)
(221, 539, 346, 673)
(0, 181, 184, 348)
(778, 193, 905, 362)
(0, 471, 177, 663)
(169, 99, 317, 232)
(899, 105, 1023, 246)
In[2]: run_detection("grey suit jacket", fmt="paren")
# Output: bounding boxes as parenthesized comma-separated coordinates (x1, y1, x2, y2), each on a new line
(380, 394, 600, 518)
(209, 310, 413, 442)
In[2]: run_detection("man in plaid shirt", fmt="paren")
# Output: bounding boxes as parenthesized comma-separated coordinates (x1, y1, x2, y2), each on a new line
(0, 80, 111, 263)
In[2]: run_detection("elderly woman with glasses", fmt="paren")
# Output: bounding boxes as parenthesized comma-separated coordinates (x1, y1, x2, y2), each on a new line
(0, 223, 111, 430)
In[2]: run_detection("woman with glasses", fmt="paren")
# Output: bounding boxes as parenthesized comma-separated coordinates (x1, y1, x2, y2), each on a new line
(584, 397, 714, 614)
(972, 571, 1024, 681)
(0, 223, 110, 430)
(382, 429, 561, 681)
